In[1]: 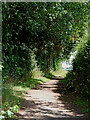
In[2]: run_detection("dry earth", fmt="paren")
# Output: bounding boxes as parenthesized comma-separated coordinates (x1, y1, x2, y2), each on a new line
(17, 76, 89, 120)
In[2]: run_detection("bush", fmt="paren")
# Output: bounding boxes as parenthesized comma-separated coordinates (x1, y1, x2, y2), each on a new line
(73, 37, 90, 96)
(64, 36, 90, 96)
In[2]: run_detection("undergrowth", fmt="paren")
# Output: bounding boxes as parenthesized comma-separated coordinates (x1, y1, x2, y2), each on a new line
(62, 77, 90, 115)
(2, 70, 51, 119)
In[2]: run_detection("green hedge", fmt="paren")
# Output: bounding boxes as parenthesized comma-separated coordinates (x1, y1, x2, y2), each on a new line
(65, 36, 90, 96)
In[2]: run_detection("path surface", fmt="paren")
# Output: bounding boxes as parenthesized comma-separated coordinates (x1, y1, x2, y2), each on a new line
(17, 76, 88, 120)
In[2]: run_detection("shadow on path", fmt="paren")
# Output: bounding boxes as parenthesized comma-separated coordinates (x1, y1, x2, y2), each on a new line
(16, 76, 89, 120)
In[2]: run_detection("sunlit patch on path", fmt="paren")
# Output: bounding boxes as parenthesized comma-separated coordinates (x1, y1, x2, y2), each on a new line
(17, 76, 88, 120)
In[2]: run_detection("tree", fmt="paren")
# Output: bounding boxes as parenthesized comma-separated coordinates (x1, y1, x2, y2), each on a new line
(2, 2, 89, 79)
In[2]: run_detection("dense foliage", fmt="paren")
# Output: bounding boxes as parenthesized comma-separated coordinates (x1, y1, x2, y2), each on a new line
(1, 2, 89, 119)
(64, 35, 90, 97)
(2, 2, 88, 80)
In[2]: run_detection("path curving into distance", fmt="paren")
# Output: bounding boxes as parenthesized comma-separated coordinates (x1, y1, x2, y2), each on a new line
(17, 76, 88, 120)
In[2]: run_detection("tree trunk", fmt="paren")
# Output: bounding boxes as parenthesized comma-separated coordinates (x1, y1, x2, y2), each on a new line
(47, 55, 50, 71)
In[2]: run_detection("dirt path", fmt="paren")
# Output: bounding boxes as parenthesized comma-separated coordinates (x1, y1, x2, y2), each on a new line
(17, 76, 88, 120)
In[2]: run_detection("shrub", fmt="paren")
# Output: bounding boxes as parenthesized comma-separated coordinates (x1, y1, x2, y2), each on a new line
(64, 36, 90, 96)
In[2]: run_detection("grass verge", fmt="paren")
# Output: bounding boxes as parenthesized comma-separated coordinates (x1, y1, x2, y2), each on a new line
(61, 78, 90, 116)
(75, 96, 89, 115)
(2, 70, 51, 118)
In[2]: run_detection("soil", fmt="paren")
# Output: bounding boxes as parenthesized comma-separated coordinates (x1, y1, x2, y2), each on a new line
(16, 76, 89, 120)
